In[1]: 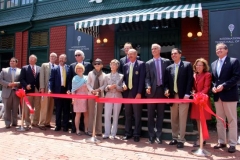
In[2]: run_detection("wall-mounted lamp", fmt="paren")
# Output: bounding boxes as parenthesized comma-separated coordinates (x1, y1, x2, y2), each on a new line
(0, 30, 5, 34)
(187, 31, 202, 40)
(96, 38, 108, 46)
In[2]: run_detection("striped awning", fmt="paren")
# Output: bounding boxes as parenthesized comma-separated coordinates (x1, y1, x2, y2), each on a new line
(75, 3, 202, 32)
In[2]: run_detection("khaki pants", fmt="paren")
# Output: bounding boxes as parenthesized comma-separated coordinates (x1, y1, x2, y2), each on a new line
(170, 93, 189, 143)
(88, 99, 103, 134)
(24, 88, 41, 126)
(39, 96, 54, 126)
(215, 98, 238, 146)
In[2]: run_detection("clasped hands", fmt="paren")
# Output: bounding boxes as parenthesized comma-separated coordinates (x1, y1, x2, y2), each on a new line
(212, 85, 223, 93)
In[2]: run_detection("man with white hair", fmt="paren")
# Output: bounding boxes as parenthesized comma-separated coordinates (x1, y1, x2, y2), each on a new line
(67, 50, 93, 133)
(38, 52, 58, 130)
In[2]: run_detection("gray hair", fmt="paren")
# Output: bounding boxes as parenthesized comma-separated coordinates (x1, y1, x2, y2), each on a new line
(29, 54, 37, 60)
(216, 43, 228, 50)
(110, 59, 120, 67)
(75, 50, 85, 59)
(59, 54, 67, 59)
(50, 52, 57, 57)
(152, 43, 161, 49)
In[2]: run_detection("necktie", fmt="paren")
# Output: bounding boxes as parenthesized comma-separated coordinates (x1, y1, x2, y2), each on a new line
(174, 64, 179, 93)
(52, 64, 54, 68)
(11, 68, 15, 82)
(32, 65, 36, 77)
(62, 66, 66, 87)
(217, 60, 223, 76)
(128, 63, 133, 89)
(155, 59, 161, 86)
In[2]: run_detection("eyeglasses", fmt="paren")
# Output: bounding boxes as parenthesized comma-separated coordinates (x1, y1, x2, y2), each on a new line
(75, 54, 82, 57)
(94, 63, 101, 65)
(216, 48, 225, 51)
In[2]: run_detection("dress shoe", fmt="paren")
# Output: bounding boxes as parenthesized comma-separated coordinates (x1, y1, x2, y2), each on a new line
(134, 136, 140, 142)
(31, 124, 38, 127)
(213, 143, 226, 149)
(122, 135, 132, 140)
(12, 124, 18, 127)
(96, 133, 102, 136)
(169, 139, 178, 145)
(63, 128, 68, 132)
(228, 146, 236, 153)
(177, 142, 184, 148)
(71, 129, 76, 133)
(148, 137, 155, 144)
(45, 125, 54, 128)
(102, 135, 109, 139)
(54, 127, 61, 131)
(39, 126, 47, 130)
(155, 137, 162, 144)
(5, 125, 10, 129)
(109, 136, 115, 140)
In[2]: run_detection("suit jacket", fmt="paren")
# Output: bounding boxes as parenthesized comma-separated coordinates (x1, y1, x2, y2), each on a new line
(20, 65, 40, 93)
(122, 60, 146, 98)
(145, 57, 171, 98)
(86, 71, 106, 97)
(165, 61, 193, 99)
(119, 56, 140, 74)
(211, 56, 240, 101)
(39, 62, 57, 92)
(104, 72, 123, 98)
(49, 65, 70, 93)
(0, 67, 21, 98)
(67, 61, 93, 91)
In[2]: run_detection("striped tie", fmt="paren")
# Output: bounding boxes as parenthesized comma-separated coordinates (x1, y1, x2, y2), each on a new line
(32, 65, 36, 77)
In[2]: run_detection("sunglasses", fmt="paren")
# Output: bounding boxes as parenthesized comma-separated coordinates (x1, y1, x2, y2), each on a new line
(75, 54, 82, 57)
(94, 63, 101, 65)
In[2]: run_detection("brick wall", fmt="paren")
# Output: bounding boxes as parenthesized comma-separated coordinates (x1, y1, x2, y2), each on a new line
(93, 25, 115, 66)
(15, 31, 28, 67)
(49, 26, 67, 63)
(181, 10, 209, 64)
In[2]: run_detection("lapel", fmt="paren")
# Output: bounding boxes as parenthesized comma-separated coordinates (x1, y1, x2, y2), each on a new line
(177, 61, 184, 78)
(126, 62, 130, 75)
(161, 58, 165, 76)
(219, 56, 229, 78)
(28, 65, 35, 78)
(125, 56, 128, 63)
(133, 60, 139, 76)
(151, 59, 157, 77)
(212, 60, 218, 78)
(170, 65, 175, 80)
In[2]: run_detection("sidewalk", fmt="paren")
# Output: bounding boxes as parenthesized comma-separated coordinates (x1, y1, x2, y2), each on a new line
(0, 118, 239, 160)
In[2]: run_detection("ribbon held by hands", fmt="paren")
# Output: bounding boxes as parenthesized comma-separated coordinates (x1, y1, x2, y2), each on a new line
(16, 89, 34, 114)
(193, 92, 226, 140)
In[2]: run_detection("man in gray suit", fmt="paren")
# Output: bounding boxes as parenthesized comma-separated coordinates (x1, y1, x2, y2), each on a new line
(145, 44, 171, 144)
(0, 57, 21, 128)
(38, 52, 57, 130)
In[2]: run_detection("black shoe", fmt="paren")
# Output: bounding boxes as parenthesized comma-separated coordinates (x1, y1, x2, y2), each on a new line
(54, 127, 61, 131)
(148, 137, 155, 144)
(5, 125, 10, 129)
(71, 129, 76, 133)
(213, 143, 226, 149)
(45, 125, 54, 128)
(122, 135, 132, 140)
(96, 133, 102, 136)
(63, 128, 68, 132)
(39, 126, 47, 130)
(177, 142, 184, 148)
(228, 146, 236, 153)
(12, 124, 18, 127)
(169, 139, 178, 145)
(155, 137, 162, 144)
(134, 136, 140, 142)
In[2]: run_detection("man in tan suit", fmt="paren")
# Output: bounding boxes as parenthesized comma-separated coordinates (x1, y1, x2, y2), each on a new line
(0, 57, 21, 128)
(38, 52, 57, 130)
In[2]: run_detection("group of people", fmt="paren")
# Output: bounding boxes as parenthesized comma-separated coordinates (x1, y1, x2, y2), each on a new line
(0, 42, 239, 154)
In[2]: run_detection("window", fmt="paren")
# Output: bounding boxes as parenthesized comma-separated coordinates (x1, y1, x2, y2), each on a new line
(0, 0, 4, 9)
(7, 0, 18, 8)
(0, 35, 15, 49)
(30, 31, 49, 47)
(21, 0, 33, 5)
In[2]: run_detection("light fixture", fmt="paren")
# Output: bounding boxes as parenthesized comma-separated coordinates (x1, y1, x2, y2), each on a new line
(187, 31, 202, 40)
(0, 30, 5, 34)
(96, 38, 108, 46)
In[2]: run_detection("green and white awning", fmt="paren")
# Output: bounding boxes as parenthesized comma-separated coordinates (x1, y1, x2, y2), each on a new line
(74, 3, 202, 36)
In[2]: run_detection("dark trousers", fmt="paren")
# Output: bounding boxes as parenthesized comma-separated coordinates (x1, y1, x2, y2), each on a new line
(54, 87, 70, 129)
(147, 86, 165, 138)
(125, 90, 142, 137)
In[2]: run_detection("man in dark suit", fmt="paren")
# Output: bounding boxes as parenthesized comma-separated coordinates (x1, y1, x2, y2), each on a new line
(122, 48, 146, 142)
(145, 44, 171, 144)
(20, 54, 41, 127)
(67, 50, 93, 133)
(0, 57, 21, 128)
(119, 42, 140, 74)
(211, 43, 240, 153)
(164, 48, 193, 148)
(49, 54, 70, 132)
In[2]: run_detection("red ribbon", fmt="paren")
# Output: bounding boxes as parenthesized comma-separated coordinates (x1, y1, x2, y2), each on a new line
(193, 92, 226, 140)
(16, 89, 34, 114)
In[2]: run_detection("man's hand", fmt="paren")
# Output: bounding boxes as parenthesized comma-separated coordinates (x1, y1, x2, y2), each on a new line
(122, 84, 127, 91)
(212, 87, 217, 93)
(40, 88, 45, 93)
(164, 89, 170, 97)
(183, 95, 189, 99)
(216, 85, 224, 92)
(26, 84, 31, 90)
(146, 87, 151, 94)
(8, 83, 14, 87)
(135, 93, 141, 99)
(67, 90, 71, 94)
